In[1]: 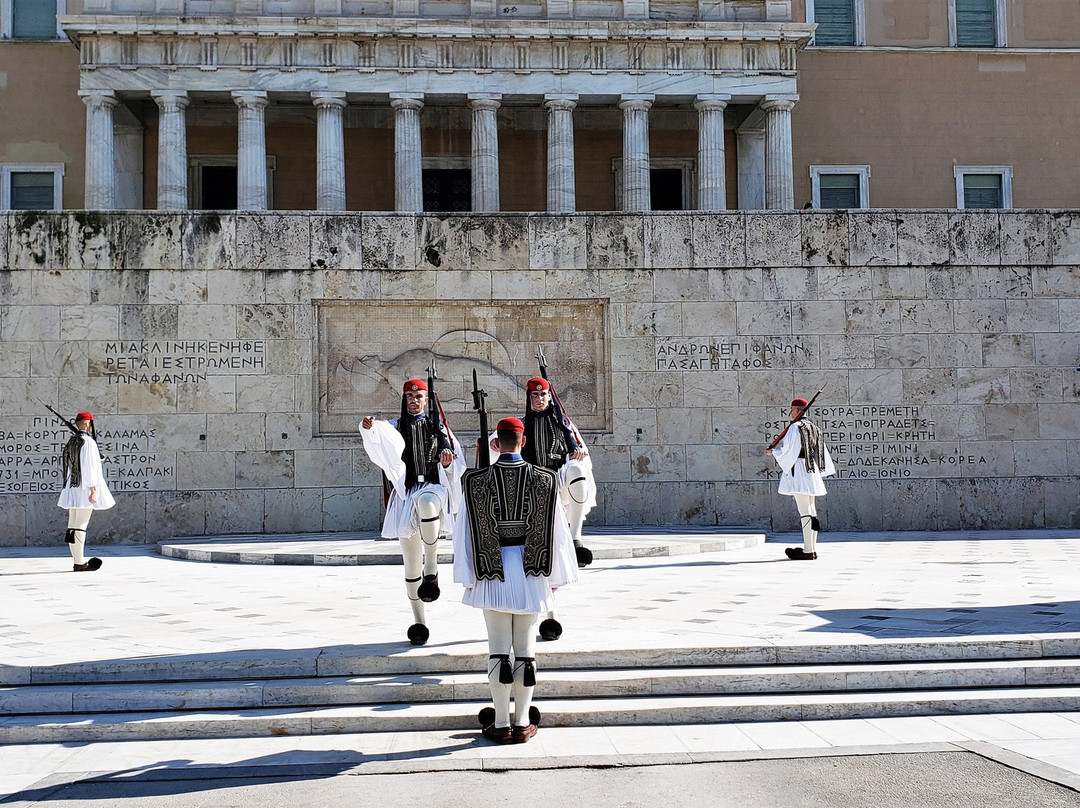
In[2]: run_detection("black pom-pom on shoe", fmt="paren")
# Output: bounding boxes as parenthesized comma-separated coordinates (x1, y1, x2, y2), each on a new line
(407, 623, 430, 645)
(529, 706, 541, 726)
(538, 618, 563, 641)
(417, 574, 440, 602)
(574, 543, 593, 568)
(478, 707, 496, 727)
(87, 557, 103, 571)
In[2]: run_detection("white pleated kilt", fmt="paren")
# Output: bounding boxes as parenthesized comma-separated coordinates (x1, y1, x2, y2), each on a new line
(57, 486, 115, 511)
(381, 481, 451, 539)
(461, 545, 556, 615)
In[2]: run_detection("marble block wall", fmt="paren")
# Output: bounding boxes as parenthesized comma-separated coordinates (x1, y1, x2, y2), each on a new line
(2, 209, 1080, 544)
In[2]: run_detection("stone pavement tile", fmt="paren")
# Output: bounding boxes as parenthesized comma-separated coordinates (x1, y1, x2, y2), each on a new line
(527, 726, 618, 757)
(797, 718, 902, 747)
(669, 723, 762, 753)
(737, 722, 832, 750)
(864, 716, 975, 744)
(995, 712, 1080, 739)
(602, 725, 690, 755)
(994, 738, 1080, 776)
(930, 714, 1042, 742)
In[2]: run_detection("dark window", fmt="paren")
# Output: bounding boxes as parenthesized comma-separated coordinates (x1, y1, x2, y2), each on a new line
(818, 173, 860, 208)
(201, 165, 238, 209)
(13, 0, 58, 38)
(962, 173, 1003, 208)
(956, 0, 996, 47)
(814, 0, 856, 46)
(423, 169, 471, 212)
(10, 172, 55, 210)
(650, 168, 684, 211)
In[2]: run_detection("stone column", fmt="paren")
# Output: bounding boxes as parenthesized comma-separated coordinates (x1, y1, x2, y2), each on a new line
(762, 95, 798, 210)
(390, 93, 424, 213)
(694, 94, 729, 211)
(232, 91, 269, 210)
(79, 90, 118, 209)
(544, 94, 577, 213)
(312, 91, 347, 211)
(619, 94, 653, 212)
(151, 90, 190, 210)
(736, 128, 766, 210)
(469, 94, 501, 212)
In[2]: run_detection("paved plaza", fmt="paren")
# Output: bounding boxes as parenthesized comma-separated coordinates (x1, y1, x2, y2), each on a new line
(2, 529, 1080, 803)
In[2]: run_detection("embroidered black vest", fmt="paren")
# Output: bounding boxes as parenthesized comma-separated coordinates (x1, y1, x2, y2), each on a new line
(61, 434, 85, 488)
(398, 414, 441, 489)
(462, 459, 559, 581)
(522, 406, 569, 471)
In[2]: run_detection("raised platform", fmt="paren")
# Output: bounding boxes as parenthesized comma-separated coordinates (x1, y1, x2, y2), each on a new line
(157, 526, 767, 565)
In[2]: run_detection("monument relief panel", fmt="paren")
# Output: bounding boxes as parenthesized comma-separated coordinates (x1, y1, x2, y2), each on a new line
(316, 300, 610, 436)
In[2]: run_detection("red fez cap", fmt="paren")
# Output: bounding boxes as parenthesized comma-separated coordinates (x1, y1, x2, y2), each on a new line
(791, 398, 809, 409)
(75, 412, 94, 422)
(496, 417, 525, 433)
(526, 377, 550, 393)
(403, 379, 428, 393)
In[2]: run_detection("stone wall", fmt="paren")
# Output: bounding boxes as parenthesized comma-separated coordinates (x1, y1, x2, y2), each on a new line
(2, 209, 1080, 544)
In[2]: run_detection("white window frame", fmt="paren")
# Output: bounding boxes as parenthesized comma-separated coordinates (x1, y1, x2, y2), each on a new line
(805, 0, 865, 46)
(1, 0, 67, 40)
(810, 165, 870, 209)
(611, 157, 696, 211)
(954, 165, 1012, 209)
(0, 162, 65, 210)
(948, 0, 1007, 48)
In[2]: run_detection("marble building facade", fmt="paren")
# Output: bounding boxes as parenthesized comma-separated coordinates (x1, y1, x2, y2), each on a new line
(61, 0, 811, 214)
(2, 209, 1080, 544)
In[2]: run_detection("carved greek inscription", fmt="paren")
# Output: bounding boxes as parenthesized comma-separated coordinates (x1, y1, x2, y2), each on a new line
(762, 405, 987, 480)
(0, 418, 175, 493)
(94, 340, 266, 385)
(656, 339, 812, 371)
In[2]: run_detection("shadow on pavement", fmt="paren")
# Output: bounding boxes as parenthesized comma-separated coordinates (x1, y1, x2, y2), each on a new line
(808, 600, 1080, 637)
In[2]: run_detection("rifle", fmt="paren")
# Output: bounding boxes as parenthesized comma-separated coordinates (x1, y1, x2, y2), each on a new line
(766, 383, 828, 451)
(535, 346, 580, 454)
(37, 399, 80, 436)
(471, 369, 491, 468)
(427, 359, 452, 454)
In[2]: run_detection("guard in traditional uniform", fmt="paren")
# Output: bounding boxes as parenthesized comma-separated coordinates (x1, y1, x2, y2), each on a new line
(56, 412, 114, 572)
(766, 397, 836, 560)
(361, 378, 466, 645)
(521, 377, 597, 567)
(454, 417, 578, 744)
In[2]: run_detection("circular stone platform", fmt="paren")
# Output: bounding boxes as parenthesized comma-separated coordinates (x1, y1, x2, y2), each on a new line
(158, 526, 766, 565)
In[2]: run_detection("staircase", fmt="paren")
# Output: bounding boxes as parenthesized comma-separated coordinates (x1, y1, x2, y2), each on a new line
(3, 638, 1079, 744)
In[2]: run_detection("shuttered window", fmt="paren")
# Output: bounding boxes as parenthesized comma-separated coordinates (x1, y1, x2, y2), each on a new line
(813, 0, 856, 46)
(955, 0, 996, 47)
(962, 173, 1003, 209)
(10, 172, 55, 210)
(12, 0, 59, 39)
(819, 173, 860, 209)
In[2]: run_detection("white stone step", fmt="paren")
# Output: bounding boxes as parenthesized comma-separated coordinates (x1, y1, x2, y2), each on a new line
(15, 636, 1080, 686)
(4, 658, 1080, 717)
(3, 686, 1080, 744)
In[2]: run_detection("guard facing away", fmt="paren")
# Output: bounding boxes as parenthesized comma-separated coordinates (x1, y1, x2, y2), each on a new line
(454, 417, 578, 745)
(766, 397, 836, 560)
(361, 377, 466, 645)
(56, 412, 115, 572)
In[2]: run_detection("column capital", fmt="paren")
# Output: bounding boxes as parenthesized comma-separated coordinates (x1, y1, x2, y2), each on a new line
(390, 93, 424, 111)
(468, 94, 502, 111)
(151, 90, 190, 109)
(312, 91, 348, 109)
(232, 90, 269, 109)
(694, 94, 731, 112)
(618, 94, 654, 111)
(79, 89, 118, 109)
(761, 94, 799, 112)
(544, 94, 578, 111)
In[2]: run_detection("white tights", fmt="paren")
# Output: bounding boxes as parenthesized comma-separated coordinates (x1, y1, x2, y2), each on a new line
(67, 507, 93, 565)
(483, 610, 538, 729)
(793, 493, 818, 554)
